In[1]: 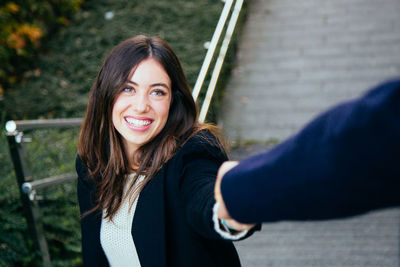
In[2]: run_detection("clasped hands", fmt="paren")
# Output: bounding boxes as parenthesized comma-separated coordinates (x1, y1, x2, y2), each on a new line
(214, 161, 255, 231)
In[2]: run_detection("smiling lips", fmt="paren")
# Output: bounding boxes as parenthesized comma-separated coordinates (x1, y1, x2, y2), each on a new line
(125, 116, 153, 131)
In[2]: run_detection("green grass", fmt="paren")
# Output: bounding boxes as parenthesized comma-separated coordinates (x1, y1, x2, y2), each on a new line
(0, 0, 248, 265)
(3, 0, 227, 120)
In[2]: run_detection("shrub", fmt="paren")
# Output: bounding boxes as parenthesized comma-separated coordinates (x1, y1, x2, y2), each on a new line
(0, 0, 84, 98)
(0, 127, 81, 266)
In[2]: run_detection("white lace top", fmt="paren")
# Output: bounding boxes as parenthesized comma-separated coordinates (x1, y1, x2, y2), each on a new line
(99, 174, 245, 266)
(100, 174, 144, 267)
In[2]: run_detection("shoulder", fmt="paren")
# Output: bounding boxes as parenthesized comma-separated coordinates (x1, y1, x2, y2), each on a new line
(177, 129, 228, 162)
(75, 154, 85, 173)
(75, 154, 88, 177)
(75, 154, 94, 189)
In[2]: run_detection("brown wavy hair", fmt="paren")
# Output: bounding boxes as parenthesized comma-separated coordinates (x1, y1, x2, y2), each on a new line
(78, 35, 225, 219)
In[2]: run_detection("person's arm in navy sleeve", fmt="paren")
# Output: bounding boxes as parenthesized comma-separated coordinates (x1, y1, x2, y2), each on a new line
(215, 78, 400, 224)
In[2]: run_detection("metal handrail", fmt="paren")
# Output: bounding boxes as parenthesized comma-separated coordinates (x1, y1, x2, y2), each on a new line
(22, 173, 77, 195)
(5, 118, 81, 194)
(198, 0, 244, 123)
(5, 118, 82, 134)
(191, 0, 244, 122)
(4, 118, 82, 265)
(192, 0, 235, 102)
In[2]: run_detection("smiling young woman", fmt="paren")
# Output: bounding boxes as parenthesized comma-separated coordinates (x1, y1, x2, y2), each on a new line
(76, 35, 259, 267)
(112, 58, 172, 159)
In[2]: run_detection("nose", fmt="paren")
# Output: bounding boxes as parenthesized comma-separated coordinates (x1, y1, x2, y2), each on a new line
(132, 92, 150, 113)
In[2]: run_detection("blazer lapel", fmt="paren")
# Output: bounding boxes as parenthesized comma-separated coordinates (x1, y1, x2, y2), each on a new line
(132, 169, 166, 267)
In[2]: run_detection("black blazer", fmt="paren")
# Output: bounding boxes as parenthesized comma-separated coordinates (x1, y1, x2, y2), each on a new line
(221, 78, 400, 223)
(77, 131, 257, 266)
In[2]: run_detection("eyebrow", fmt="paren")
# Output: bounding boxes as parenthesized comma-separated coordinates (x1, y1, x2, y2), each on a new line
(127, 81, 170, 90)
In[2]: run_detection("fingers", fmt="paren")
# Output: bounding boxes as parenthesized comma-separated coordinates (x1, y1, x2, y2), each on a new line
(214, 161, 239, 204)
(214, 161, 256, 231)
(214, 161, 239, 220)
(216, 196, 230, 219)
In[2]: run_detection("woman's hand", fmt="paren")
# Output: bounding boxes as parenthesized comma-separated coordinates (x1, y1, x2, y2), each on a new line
(215, 161, 255, 231)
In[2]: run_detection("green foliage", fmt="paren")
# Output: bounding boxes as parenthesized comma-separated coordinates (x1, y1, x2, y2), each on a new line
(0, 149, 33, 265)
(0, 128, 81, 266)
(0, 131, 33, 265)
(0, 0, 84, 98)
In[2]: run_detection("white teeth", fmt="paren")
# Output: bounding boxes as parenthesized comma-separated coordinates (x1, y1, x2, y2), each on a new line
(125, 117, 152, 127)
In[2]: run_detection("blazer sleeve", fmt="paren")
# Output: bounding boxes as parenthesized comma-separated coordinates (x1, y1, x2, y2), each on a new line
(179, 131, 260, 240)
(76, 155, 108, 266)
(221, 78, 400, 223)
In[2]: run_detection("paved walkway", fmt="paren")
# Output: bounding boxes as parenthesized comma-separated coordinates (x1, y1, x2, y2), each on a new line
(220, 0, 400, 266)
(220, 0, 400, 141)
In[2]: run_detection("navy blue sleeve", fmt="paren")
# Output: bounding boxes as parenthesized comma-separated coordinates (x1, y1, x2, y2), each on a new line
(221, 78, 400, 223)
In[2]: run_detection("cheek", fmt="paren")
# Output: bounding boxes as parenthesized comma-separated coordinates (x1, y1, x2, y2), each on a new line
(156, 101, 171, 123)
(111, 107, 118, 126)
(113, 95, 128, 114)
(112, 96, 125, 125)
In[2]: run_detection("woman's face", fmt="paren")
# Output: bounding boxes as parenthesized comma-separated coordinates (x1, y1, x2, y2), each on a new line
(112, 58, 172, 157)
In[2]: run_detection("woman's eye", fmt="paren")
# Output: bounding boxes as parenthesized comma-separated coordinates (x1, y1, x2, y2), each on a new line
(151, 90, 166, 96)
(123, 87, 134, 93)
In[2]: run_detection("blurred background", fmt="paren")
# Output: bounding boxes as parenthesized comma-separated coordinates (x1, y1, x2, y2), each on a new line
(0, 0, 238, 265)
(1, 0, 400, 266)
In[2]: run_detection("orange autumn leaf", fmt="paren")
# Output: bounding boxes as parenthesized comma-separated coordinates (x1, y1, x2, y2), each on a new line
(7, 32, 26, 49)
(6, 3, 20, 13)
(19, 24, 43, 43)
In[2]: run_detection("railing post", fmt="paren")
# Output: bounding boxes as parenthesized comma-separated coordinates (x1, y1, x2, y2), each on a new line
(6, 131, 51, 266)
